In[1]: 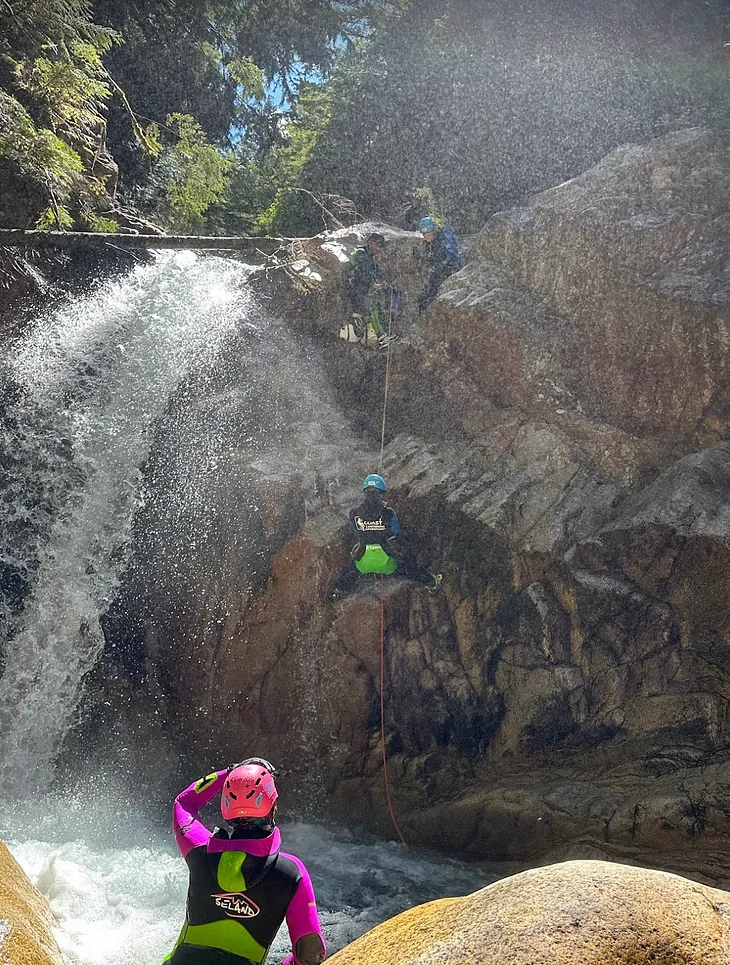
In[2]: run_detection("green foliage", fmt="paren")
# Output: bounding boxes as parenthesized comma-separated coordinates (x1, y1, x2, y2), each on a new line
(409, 186, 446, 227)
(204, 149, 273, 236)
(0, 0, 120, 226)
(16, 56, 110, 147)
(264, 0, 730, 234)
(256, 82, 334, 235)
(0, 0, 117, 62)
(37, 204, 75, 229)
(80, 210, 119, 232)
(141, 122, 162, 159)
(227, 57, 266, 102)
(1, 0, 405, 234)
(94, 0, 400, 205)
(6, 0, 728, 242)
(0, 91, 84, 187)
(153, 114, 232, 231)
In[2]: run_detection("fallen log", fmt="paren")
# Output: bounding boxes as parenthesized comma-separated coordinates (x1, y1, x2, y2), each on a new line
(0, 229, 298, 252)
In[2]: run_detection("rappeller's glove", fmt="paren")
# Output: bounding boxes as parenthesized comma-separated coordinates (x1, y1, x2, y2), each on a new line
(282, 934, 326, 965)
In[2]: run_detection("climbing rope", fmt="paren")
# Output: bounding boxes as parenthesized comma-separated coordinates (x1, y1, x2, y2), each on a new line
(380, 574, 408, 847)
(377, 302, 408, 847)
(378, 303, 394, 471)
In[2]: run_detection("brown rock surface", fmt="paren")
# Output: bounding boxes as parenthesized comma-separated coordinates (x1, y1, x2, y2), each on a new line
(328, 860, 730, 965)
(0, 841, 64, 965)
(98, 128, 730, 883)
(470, 129, 730, 442)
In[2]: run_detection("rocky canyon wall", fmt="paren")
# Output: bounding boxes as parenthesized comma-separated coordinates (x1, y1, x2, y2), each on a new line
(105, 128, 730, 885)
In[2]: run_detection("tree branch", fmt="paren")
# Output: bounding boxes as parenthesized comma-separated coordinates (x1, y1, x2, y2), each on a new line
(283, 186, 345, 229)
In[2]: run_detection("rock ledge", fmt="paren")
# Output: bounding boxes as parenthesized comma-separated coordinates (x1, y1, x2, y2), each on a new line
(329, 859, 730, 965)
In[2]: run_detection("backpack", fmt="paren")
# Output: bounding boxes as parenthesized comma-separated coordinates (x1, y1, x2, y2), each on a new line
(441, 227, 462, 268)
(346, 246, 365, 295)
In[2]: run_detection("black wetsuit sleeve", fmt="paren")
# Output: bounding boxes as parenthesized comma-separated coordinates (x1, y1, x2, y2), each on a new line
(348, 251, 375, 313)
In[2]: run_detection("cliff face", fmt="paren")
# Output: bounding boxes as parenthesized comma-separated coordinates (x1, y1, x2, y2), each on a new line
(121, 128, 730, 883)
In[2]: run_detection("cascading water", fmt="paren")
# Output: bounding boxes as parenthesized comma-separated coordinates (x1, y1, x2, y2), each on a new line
(0, 253, 491, 965)
(8, 809, 491, 965)
(0, 253, 244, 787)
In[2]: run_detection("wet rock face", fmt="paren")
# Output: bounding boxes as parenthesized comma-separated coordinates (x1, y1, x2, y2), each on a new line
(444, 128, 730, 444)
(132, 130, 730, 882)
(326, 860, 730, 965)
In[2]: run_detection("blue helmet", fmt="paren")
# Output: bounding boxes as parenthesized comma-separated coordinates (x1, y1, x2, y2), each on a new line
(419, 217, 437, 232)
(363, 473, 387, 492)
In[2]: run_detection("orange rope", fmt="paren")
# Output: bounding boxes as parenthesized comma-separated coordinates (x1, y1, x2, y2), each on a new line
(374, 303, 406, 846)
(379, 576, 408, 848)
(378, 306, 394, 472)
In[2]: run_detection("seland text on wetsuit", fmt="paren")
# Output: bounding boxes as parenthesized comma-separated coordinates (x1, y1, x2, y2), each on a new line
(349, 495, 400, 574)
(332, 492, 437, 594)
(166, 770, 326, 965)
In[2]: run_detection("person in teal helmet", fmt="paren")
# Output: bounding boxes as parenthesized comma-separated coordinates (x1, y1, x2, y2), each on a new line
(331, 474, 442, 599)
(343, 233, 400, 348)
(416, 216, 462, 314)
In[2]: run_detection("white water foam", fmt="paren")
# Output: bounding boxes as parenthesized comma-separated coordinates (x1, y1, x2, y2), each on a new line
(7, 810, 491, 965)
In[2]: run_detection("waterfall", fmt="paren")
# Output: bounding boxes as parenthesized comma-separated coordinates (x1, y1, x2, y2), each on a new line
(0, 253, 246, 788)
(0, 251, 493, 965)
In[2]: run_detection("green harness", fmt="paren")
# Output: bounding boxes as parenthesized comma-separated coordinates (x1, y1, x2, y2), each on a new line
(354, 544, 398, 575)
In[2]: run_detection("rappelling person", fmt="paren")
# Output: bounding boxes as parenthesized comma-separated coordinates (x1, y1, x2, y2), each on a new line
(341, 232, 401, 348)
(415, 217, 462, 314)
(165, 758, 326, 965)
(331, 473, 442, 599)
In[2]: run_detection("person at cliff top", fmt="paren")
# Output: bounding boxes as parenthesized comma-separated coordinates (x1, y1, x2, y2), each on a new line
(166, 758, 326, 965)
(331, 473, 442, 599)
(416, 217, 462, 314)
(342, 232, 401, 348)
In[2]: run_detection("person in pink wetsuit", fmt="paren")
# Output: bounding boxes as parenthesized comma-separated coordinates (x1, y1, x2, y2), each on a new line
(165, 758, 326, 965)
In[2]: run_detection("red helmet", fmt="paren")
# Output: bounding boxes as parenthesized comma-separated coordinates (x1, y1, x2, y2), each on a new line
(221, 760, 278, 821)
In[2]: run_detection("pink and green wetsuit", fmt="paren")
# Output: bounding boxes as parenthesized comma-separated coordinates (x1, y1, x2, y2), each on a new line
(166, 769, 326, 965)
